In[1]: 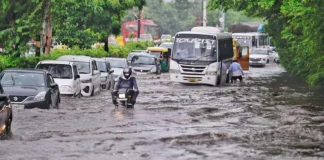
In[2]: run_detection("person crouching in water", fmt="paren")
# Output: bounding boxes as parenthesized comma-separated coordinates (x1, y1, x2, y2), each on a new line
(111, 67, 139, 107)
(229, 60, 244, 83)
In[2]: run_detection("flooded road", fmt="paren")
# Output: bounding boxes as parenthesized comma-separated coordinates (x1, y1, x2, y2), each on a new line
(2, 64, 324, 160)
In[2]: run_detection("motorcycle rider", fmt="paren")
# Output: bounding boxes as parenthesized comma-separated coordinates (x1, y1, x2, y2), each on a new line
(111, 67, 139, 107)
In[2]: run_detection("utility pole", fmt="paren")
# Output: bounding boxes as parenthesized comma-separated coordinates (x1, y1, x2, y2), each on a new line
(203, 0, 207, 27)
(222, 12, 226, 31)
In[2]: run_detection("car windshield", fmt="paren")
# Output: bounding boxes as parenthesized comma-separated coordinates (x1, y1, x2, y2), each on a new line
(160, 43, 172, 49)
(172, 37, 217, 61)
(97, 61, 107, 72)
(74, 62, 90, 74)
(149, 51, 161, 58)
(37, 64, 72, 79)
(107, 59, 126, 68)
(131, 56, 155, 65)
(1, 72, 45, 87)
(252, 49, 269, 55)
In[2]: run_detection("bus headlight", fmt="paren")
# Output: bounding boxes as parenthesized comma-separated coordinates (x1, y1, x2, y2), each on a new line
(170, 69, 180, 74)
(206, 71, 217, 75)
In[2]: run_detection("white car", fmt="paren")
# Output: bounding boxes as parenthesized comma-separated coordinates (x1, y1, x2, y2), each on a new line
(93, 58, 114, 90)
(139, 34, 153, 42)
(36, 60, 82, 97)
(249, 48, 276, 67)
(161, 34, 172, 42)
(104, 57, 128, 82)
(57, 55, 101, 96)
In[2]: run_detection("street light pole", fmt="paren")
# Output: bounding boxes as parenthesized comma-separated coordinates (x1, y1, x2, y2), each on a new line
(203, 0, 207, 27)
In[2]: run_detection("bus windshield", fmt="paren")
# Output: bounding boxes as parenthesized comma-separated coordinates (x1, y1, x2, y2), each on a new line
(172, 36, 217, 61)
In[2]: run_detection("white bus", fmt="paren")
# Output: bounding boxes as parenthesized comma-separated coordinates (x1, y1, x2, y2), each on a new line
(169, 27, 233, 86)
(232, 32, 270, 49)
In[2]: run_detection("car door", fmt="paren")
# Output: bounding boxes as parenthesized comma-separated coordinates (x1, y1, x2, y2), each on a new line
(47, 74, 58, 106)
(91, 60, 101, 92)
(73, 64, 81, 94)
(106, 62, 113, 84)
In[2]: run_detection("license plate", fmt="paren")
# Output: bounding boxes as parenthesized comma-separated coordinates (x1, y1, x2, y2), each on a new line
(12, 104, 24, 109)
(119, 94, 126, 98)
(188, 78, 198, 82)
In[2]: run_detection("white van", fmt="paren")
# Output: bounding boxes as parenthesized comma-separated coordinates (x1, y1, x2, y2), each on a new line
(36, 60, 82, 97)
(57, 55, 101, 96)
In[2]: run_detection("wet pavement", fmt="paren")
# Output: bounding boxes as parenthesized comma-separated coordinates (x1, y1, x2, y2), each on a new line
(2, 64, 324, 160)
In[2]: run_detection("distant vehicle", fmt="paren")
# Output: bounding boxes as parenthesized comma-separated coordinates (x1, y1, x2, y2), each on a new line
(129, 52, 161, 74)
(127, 51, 148, 64)
(36, 60, 81, 97)
(249, 48, 276, 67)
(159, 42, 173, 50)
(139, 34, 153, 42)
(104, 58, 128, 82)
(170, 27, 233, 86)
(0, 69, 60, 109)
(57, 55, 101, 96)
(122, 19, 160, 44)
(147, 47, 171, 72)
(0, 83, 12, 139)
(161, 34, 172, 42)
(93, 58, 114, 90)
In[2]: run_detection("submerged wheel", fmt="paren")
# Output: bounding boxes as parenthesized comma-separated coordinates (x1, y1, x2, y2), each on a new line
(90, 86, 94, 96)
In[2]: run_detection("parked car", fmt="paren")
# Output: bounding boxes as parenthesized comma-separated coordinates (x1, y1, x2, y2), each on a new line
(105, 57, 128, 82)
(57, 55, 101, 96)
(139, 34, 153, 42)
(161, 34, 172, 42)
(36, 60, 81, 97)
(249, 48, 276, 67)
(0, 69, 60, 109)
(159, 42, 173, 50)
(93, 58, 114, 90)
(0, 83, 12, 139)
(129, 53, 161, 74)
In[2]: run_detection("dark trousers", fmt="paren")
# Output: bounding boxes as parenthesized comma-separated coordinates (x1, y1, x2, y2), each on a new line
(111, 89, 139, 105)
(231, 76, 243, 83)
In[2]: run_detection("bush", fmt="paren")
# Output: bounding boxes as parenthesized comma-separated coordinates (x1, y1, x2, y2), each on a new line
(0, 41, 154, 72)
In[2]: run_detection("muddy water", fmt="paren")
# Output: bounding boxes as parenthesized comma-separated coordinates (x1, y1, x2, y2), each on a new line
(1, 64, 324, 160)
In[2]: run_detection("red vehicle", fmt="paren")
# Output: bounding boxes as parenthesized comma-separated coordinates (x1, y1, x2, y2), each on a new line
(122, 19, 160, 44)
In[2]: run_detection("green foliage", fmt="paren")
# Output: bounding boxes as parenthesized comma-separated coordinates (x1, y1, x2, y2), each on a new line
(0, 41, 153, 72)
(209, 0, 324, 87)
(122, 0, 263, 35)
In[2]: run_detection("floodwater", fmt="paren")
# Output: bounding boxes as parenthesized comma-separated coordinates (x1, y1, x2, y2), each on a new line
(1, 64, 324, 160)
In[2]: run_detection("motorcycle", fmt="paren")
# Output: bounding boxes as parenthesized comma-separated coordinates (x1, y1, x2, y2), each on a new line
(116, 88, 134, 108)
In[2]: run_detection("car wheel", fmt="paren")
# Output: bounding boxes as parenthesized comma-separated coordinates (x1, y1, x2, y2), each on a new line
(78, 91, 81, 98)
(267, 59, 269, 63)
(108, 81, 111, 90)
(90, 86, 94, 96)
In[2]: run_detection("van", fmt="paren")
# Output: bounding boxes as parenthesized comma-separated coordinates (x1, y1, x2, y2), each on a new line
(36, 60, 81, 97)
(57, 55, 101, 96)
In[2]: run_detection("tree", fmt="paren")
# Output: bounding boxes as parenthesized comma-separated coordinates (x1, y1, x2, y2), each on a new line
(208, 0, 324, 87)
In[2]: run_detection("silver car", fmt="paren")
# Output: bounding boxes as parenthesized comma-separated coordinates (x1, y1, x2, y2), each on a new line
(104, 57, 128, 82)
(93, 58, 114, 90)
(128, 53, 161, 74)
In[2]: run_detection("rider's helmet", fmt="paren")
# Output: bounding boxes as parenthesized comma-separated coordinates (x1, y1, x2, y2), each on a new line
(123, 67, 132, 79)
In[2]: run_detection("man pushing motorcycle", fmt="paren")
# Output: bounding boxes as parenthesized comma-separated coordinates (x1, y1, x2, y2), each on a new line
(111, 67, 139, 107)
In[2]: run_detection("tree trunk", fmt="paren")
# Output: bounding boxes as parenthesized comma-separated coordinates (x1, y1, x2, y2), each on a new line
(41, 0, 51, 55)
(45, 6, 52, 55)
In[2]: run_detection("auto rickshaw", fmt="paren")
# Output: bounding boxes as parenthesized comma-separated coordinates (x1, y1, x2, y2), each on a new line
(147, 47, 171, 72)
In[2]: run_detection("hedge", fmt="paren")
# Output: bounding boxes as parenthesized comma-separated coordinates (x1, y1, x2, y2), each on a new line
(0, 41, 154, 72)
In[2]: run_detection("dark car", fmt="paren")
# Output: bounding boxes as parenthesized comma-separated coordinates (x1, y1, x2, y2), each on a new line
(0, 83, 12, 139)
(0, 69, 60, 109)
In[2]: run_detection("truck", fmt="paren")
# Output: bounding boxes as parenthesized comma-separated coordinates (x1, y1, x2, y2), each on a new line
(169, 26, 233, 86)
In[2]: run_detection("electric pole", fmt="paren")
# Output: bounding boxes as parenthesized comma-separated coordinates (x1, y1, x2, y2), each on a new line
(203, 0, 207, 27)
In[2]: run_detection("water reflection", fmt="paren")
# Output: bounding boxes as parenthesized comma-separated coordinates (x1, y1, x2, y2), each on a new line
(111, 107, 135, 121)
